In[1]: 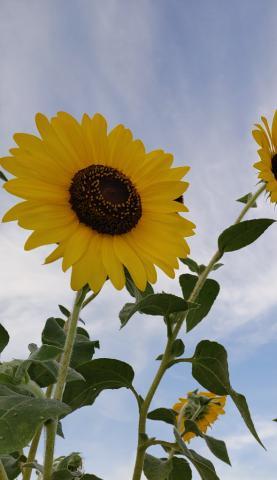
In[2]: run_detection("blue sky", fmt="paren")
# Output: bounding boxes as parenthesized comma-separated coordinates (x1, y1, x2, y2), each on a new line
(1, 1, 277, 479)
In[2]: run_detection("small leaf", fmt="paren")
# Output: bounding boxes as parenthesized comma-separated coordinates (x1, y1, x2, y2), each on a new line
(0, 392, 70, 454)
(171, 339, 185, 357)
(218, 219, 275, 253)
(169, 457, 192, 480)
(212, 263, 224, 271)
(147, 408, 177, 426)
(180, 258, 200, 274)
(236, 192, 257, 207)
(0, 171, 8, 182)
(174, 429, 220, 480)
(57, 421, 65, 438)
(63, 358, 134, 413)
(119, 294, 193, 328)
(0, 453, 26, 480)
(143, 454, 172, 480)
(0, 324, 9, 354)
(180, 275, 220, 332)
(58, 305, 71, 318)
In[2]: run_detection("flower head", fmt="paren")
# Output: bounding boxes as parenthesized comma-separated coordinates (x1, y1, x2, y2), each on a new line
(1, 112, 195, 293)
(253, 112, 277, 203)
(173, 390, 226, 442)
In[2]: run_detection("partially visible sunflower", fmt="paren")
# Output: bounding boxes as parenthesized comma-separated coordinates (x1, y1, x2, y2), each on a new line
(253, 112, 277, 203)
(1, 112, 195, 293)
(173, 390, 226, 442)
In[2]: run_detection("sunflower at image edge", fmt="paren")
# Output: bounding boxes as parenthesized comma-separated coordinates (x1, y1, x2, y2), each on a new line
(1, 112, 195, 293)
(173, 391, 226, 442)
(252, 111, 277, 202)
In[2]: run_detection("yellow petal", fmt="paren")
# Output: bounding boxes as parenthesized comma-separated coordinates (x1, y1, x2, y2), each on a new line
(44, 244, 65, 264)
(24, 222, 78, 250)
(101, 236, 125, 290)
(82, 113, 108, 165)
(62, 225, 92, 271)
(114, 235, 147, 291)
(4, 178, 69, 203)
(86, 235, 107, 292)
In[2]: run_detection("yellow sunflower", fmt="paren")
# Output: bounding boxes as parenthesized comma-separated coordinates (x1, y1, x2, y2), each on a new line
(1, 112, 195, 293)
(252, 112, 277, 203)
(173, 390, 226, 442)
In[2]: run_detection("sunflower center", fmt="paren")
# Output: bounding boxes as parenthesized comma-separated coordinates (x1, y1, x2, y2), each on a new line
(69, 164, 142, 235)
(271, 154, 277, 179)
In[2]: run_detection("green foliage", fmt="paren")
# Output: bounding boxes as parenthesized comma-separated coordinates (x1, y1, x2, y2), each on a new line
(147, 408, 177, 426)
(218, 218, 275, 253)
(236, 192, 257, 207)
(191, 340, 264, 447)
(180, 274, 220, 331)
(0, 171, 8, 182)
(0, 452, 26, 480)
(184, 420, 231, 465)
(180, 257, 200, 274)
(0, 324, 9, 354)
(0, 389, 70, 454)
(63, 358, 134, 412)
(143, 454, 172, 480)
(174, 429, 220, 480)
(169, 457, 192, 480)
(125, 270, 154, 301)
(119, 293, 194, 328)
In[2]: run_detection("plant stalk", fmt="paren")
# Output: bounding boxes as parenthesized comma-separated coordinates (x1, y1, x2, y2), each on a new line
(131, 183, 266, 480)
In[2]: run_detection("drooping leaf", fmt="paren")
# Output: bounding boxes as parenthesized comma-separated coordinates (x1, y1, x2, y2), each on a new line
(143, 454, 172, 480)
(212, 263, 224, 271)
(191, 340, 264, 447)
(0, 452, 26, 480)
(174, 429, 220, 480)
(184, 420, 231, 465)
(119, 294, 193, 328)
(169, 457, 192, 480)
(218, 219, 275, 253)
(147, 408, 177, 426)
(0, 324, 9, 354)
(179, 274, 220, 332)
(63, 358, 134, 413)
(0, 391, 70, 454)
(58, 305, 71, 318)
(180, 258, 200, 274)
(236, 192, 257, 207)
(57, 420, 65, 438)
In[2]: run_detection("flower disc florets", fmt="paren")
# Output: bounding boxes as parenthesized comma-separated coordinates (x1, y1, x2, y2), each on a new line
(69, 164, 142, 235)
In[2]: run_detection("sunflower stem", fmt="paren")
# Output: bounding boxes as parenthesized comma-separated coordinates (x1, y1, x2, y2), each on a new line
(43, 288, 87, 480)
(131, 183, 265, 480)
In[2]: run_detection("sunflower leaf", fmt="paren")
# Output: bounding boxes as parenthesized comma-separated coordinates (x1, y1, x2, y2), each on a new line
(180, 257, 200, 274)
(236, 192, 257, 207)
(218, 218, 275, 253)
(168, 457, 192, 480)
(119, 293, 193, 328)
(147, 408, 177, 426)
(0, 452, 27, 480)
(174, 428, 220, 480)
(0, 390, 70, 454)
(191, 340, 264, 447)
(0, 324, 9, 354)
(62, 358, 134, 413)
(143, 454, 172, 480)
(179, 274, 220, 332)
(184, 420, 231, 465)
(58, 304, 71, 318)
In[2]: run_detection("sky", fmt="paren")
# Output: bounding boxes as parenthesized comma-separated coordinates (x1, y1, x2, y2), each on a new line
(1, 0, 277, 479)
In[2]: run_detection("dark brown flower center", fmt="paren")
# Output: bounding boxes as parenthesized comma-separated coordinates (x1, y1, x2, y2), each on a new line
(271, 154, 277, 180)
(69, 164, 142, 235)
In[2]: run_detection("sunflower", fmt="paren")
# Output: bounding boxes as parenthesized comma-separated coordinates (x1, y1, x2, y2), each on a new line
(1, 112, 195, 293)
(252, 112, 277, 202)
(173, 390, 226, 442)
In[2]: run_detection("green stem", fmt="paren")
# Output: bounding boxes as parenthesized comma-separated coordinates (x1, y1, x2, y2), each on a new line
(0, 460, 8, 480)
(43, 289, 86, 480)
(131, 183, 265, 480)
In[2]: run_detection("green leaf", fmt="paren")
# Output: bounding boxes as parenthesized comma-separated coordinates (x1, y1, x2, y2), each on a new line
(236, 193, 257, 207)
(169, 457, 192, 480)
(28, 359, 84, 388)
(119, 294, 193, 328)
(218, 219, 275, 253)
(212, 263, 224, 271)
(58, 305, 71, 318)
(191, 340, 264, 447)
(0, 391, 70, 454)
(63, 358, 134, 412)
(0, 324, 9, 354)
(143, 454, 172, 480)
(180, 258, 200, 274)
(174, 429, 220, 480)
(14, 345, 64, 383)
(125, 270, 154, 301)
(147, 408, 177, 426)
(52, 471, 74, 480)
(82, 475, 103, 480)
(57, 421, 64, 439)
(184, 420, 231, 465)
(179, 274, 220, 332)
(0, 453, 26, 480)
(171, 339, 185, 357)
(0, 171, 8, 182)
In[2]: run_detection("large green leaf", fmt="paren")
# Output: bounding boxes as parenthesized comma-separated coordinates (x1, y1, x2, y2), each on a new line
(191, 340, 264, 447)
(0, 324, 9, 354)
(28, 359, 84, 388)
(143, 454, 172, 480)
(169, 457, 192, 480)
(218, 219, 275, 253)
(184, 420, 231, 465)
(0, 391, 70, 454)
(179, 274, 220, 331)
(14, 345, 63, 383)
(174, 429, 220, 480)
(63, 358, 134, 412)
(119, 294, 192, 328)
(147, 408, 177, 426)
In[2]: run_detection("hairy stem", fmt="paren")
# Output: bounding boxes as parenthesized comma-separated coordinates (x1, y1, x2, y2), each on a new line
(43, 289, 86, 480)
(131, 183, 266, 480)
